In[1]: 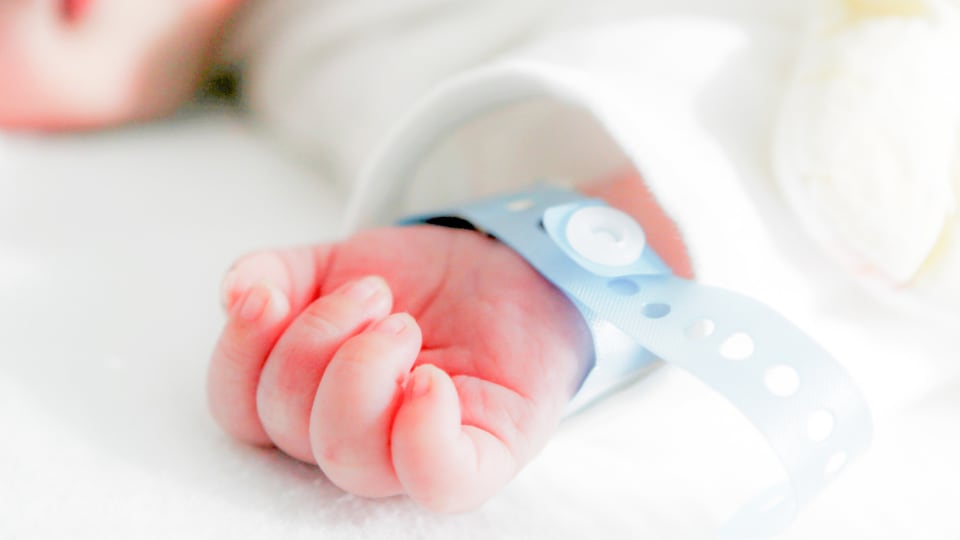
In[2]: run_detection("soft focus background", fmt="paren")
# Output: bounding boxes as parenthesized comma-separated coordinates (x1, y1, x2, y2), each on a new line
(3, 3, 960, 539)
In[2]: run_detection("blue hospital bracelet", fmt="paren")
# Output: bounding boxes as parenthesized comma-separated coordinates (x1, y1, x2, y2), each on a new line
(401, 184, 873, 537)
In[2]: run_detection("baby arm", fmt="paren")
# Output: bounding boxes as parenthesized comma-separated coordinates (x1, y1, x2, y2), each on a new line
(207, 172, 689, 511)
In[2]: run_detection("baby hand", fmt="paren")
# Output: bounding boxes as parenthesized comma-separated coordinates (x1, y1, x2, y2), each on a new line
(207, 226, 592, 512)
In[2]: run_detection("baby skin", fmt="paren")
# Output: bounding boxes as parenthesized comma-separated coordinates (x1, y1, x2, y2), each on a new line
(207, 173, 692, 512)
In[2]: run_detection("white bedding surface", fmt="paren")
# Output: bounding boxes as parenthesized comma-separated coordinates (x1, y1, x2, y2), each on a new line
(3, 8, 960, 534)
(3, 110, 959, 540)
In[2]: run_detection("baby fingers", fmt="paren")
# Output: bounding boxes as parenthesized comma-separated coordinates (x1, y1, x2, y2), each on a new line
(208, 281, 291, 445)
(310, 312, 423, 498)
(390, 366, 524, 513)
(256, 276, 392, 463)
(221, 245, 337, 317)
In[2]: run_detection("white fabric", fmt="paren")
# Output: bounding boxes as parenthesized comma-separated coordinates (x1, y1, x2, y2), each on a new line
(3, 0, 960, 538)
(3, 109, 959, 540)
(224, 0, 551, 194)
(774, 0, 960, 314)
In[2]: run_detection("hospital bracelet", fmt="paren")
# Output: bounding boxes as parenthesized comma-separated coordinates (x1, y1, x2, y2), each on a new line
(401, 184, 873, 537)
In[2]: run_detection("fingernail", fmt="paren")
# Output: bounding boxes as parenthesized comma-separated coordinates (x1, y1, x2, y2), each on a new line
(236, 282, 287, 322)
(340, 276, 385, 301)
(407, 369, 432, 399)
(371, 313, 410, 336)
(237, 284, 270, 321)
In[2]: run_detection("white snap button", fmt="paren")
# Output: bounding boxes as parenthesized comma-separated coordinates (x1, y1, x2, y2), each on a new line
(565, 206, 645, 267)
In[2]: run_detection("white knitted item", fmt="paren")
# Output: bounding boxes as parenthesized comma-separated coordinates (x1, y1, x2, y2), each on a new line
(774, 0, 960, 315)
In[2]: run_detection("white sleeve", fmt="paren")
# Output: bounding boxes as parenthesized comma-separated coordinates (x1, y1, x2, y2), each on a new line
(344, 16, 960, 419)
(226, 0, 552, 195)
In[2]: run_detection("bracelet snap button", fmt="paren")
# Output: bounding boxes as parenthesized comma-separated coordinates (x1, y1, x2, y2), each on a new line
(565, 206, 646, 267)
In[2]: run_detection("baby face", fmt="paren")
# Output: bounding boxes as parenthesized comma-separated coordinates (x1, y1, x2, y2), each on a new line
(0, 0, 241, 130)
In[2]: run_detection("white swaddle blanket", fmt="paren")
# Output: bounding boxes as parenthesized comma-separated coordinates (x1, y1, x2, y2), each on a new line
(3, 0, 959, 538)
(232, 0, 958, 407)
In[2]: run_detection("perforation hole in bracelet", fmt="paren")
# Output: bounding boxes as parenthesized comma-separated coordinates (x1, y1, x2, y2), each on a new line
(764, 365, 800, 397)
(642, 302, 671, 319)
(720, 332, 754, 360)
(685, 319, 716, 340)
(807, 410, 836, 443)
(825, 452, 848, 478)
(607, 278, 640, 296)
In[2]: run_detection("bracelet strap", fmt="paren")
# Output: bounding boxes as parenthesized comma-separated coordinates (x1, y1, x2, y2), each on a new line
(401, 184, 872, 537)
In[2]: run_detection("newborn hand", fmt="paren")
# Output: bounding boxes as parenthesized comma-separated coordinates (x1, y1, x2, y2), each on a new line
(207, 226, 592, 512)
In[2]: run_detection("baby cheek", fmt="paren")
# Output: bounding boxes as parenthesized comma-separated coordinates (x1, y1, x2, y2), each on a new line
(0, 53, 50, 129)
(0, 44, 137, 131)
